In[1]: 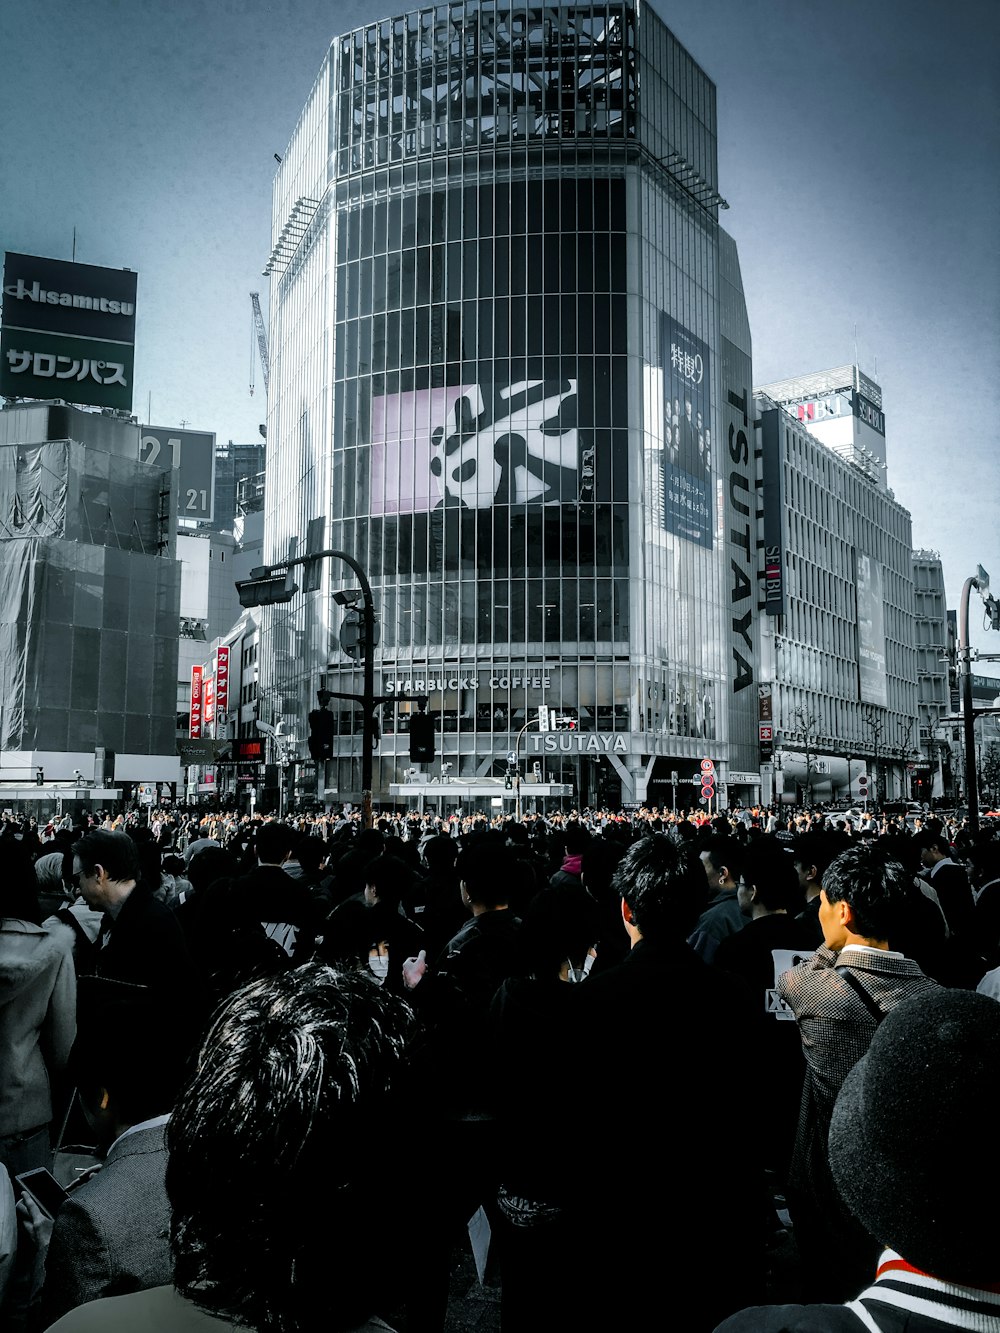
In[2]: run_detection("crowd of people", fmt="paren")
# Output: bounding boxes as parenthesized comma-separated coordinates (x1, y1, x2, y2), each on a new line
(0, 801, 998, 1331)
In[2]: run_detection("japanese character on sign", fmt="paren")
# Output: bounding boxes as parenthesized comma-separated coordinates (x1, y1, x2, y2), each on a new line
(6, 348, 127, 386)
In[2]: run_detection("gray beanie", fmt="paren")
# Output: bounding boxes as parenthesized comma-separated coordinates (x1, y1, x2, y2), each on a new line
(829, 988, 1000, 1285)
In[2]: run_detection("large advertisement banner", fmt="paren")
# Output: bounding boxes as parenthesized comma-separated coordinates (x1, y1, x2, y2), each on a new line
(661, 313, 712, 547)
(371, 378, 583, 513)
(856, 552, 888, 706)
(1, 252, 137, 411)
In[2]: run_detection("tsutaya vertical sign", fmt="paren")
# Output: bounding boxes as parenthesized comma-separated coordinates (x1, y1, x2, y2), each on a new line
(215, 645, 230, 720)
(721, 336, 754, 695)
(1, 252, 137, 411)
(190, 666, 203, 739)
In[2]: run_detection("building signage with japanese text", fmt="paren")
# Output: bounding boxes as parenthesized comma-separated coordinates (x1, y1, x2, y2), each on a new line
(189, 666, 203, 739)
(216, 645, 230, 717)
(1, 252, 137, 411)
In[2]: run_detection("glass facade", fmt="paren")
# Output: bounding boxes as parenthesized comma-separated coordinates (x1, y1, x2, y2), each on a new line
(262, 3, 755, 808)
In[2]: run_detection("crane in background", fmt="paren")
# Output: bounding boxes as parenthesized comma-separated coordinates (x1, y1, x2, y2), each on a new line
(250, 291, 269, 397)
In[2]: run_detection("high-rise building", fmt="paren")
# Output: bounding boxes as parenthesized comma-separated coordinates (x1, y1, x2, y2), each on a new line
(910, 550, 950, 801)
(207, 439, 266, 535)
(260, 2, 757, 810)
(0, 402, 180, 794)
(754, 377, 918, 805)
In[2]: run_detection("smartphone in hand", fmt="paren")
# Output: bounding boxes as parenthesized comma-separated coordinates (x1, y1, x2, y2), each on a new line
(15, 1167, 70, 1219)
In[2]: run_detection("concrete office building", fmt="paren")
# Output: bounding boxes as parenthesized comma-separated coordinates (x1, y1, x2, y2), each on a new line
(0, 402, 181, 798)
(260, 1, 760, 810)
(754, 373, 918, 806)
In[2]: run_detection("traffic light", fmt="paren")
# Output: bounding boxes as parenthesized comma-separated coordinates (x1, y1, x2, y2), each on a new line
(556, 715, 577, 730)
(408, 709, 436, 763)
(504, 771, 513, 790)
(35, 767, 43, 786)
(307, 702, 334, 761)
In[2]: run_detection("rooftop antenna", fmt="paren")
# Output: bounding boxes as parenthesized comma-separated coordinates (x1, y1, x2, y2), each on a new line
(853, 322, 858, 367)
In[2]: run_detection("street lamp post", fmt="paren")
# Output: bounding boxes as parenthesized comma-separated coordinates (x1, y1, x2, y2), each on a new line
(238, 544, 377, 827)
(958, 573, 982, 835)
(513, 715, 544, 821)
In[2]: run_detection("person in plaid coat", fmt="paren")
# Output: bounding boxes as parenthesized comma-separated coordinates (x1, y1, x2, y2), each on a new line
(778, 843, 939, 1302)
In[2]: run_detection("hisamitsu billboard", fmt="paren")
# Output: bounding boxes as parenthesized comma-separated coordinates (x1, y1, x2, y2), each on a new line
(1, 252, 137, 410)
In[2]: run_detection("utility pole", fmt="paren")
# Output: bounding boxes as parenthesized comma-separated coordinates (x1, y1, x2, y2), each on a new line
(959, 572, 984, 834)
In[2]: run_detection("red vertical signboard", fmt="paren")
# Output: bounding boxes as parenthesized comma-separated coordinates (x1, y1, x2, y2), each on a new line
(216, 645, 230, 718)
(190, 666, 203, 738)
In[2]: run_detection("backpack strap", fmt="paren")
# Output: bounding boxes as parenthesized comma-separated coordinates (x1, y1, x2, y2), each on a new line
(835, 965, 885, 1026)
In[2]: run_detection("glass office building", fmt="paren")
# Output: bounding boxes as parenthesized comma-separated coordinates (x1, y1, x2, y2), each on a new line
(262, 2, 758, 808)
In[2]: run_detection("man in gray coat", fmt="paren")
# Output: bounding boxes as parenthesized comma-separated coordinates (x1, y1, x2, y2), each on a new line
(778, 843, 939, 1302)
(32, 1002, 181, 1328)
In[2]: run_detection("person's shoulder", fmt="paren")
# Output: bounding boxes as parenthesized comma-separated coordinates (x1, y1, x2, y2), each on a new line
(715, 1303, 863, 1332)
(46, 1285, 224, 1332)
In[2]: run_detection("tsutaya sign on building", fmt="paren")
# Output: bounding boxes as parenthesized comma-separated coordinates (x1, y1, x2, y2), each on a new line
(526, 732, 627, 754)
(0, 252, 138, 411)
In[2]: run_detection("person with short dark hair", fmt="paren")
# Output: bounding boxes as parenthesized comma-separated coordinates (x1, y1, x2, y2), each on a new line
(913, 828, 976, 938)
(791, 829, 844, 945)
(714, 839, 815, 1186)
(778, 843, 940, 1302)
(72, 832, 195, 1024)
(548, 820, 590, 889)
(563, 835, 766, 1329)
(689, 835, 746, 962)
(46, 965, 411, 1332)
(231, 822, 318, 960)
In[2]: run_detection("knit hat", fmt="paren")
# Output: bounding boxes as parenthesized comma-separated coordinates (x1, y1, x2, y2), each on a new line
(829, 988, 1000, 1286)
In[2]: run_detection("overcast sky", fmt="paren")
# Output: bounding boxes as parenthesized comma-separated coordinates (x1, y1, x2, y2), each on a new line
(2, 0, 998, 667)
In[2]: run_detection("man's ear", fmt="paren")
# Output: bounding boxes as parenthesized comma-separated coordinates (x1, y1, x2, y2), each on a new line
(621, 898, 634, 926)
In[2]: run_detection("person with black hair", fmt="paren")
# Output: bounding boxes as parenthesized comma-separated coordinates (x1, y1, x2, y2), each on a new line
(564, 834, 767, 1330)
(489, 883, 601, 1328)
(714, 839, 815, 1185)
(45, 965, 411, 1332)
(778, 843, 939, 1302)
(791, 829, 845, 946)
(913, 828, 976, 939)
(548, 820, 590, 889)
(690, 834, 747, 962)
(230, 822, 318, 960)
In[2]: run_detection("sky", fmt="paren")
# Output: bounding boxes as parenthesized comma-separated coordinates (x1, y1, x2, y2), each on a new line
(2, 0, 998, 668)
